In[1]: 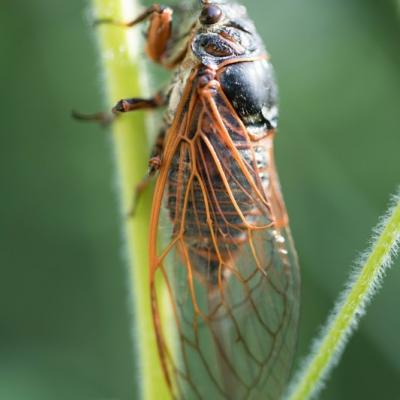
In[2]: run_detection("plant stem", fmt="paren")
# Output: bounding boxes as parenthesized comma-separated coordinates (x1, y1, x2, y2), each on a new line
(91, 0, 170, 399)
(287, 192, 400, 400)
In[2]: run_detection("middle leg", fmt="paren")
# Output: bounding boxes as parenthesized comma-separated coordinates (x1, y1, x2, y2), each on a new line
(128, 126, 167, 216)
(73, 90, 167, 125)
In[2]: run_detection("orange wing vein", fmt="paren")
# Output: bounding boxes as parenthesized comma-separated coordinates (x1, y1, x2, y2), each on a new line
(149, 64, 300, 400)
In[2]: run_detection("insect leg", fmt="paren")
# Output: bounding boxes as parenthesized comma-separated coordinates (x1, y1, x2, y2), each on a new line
(94, 4, 168, 28)
(95, 5, 173, 64)
(71, 110, 117, 126)
(73, 90, 166, 125)
(112, 91, 166, 114)
(128, 127, 166, 217)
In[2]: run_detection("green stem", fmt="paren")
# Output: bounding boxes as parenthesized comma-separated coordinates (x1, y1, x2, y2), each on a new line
(91, 1, 170, 399)
(287, 192, 400, 400)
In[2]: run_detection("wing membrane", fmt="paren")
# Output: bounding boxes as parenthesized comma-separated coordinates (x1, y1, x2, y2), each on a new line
(150, 67, 300, 400)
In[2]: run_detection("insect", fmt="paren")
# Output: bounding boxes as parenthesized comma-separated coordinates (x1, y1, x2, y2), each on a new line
(85, 1, 301, 398)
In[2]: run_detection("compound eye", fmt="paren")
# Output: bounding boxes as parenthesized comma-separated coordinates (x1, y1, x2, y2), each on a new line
(200, 5, 223, 25)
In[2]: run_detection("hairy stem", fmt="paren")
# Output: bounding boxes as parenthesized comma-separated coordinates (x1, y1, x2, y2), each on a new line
(91, 0, 170, 399)
(287, 191, 400, 400)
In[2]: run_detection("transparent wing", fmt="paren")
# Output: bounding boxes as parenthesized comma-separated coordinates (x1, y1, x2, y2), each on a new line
(149, 68, 300, 400)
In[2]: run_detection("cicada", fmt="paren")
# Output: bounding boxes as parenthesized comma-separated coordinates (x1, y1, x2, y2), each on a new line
(91, 1, 301, 399)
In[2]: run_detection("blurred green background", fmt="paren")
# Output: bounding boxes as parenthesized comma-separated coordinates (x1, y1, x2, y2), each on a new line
(1, 0, 399, 399)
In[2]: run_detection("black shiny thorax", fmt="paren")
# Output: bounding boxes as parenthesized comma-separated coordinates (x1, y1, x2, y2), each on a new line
(219, 59, 278, 131)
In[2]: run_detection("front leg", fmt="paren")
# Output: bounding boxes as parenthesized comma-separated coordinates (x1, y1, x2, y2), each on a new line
(95, 4, 173, 65)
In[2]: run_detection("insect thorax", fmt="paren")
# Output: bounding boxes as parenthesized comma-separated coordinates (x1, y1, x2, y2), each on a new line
(165, 3, 278, 130)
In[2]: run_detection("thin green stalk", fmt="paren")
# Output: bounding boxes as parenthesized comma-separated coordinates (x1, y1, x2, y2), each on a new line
(91, 1, 170, 399)
(287, 191, 400, 400)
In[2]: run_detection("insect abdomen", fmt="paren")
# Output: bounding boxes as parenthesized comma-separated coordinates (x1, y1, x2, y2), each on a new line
(167, 137, 271, 284)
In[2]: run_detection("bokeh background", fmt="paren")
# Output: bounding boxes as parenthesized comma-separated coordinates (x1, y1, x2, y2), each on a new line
(1, 0, 399, 399)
